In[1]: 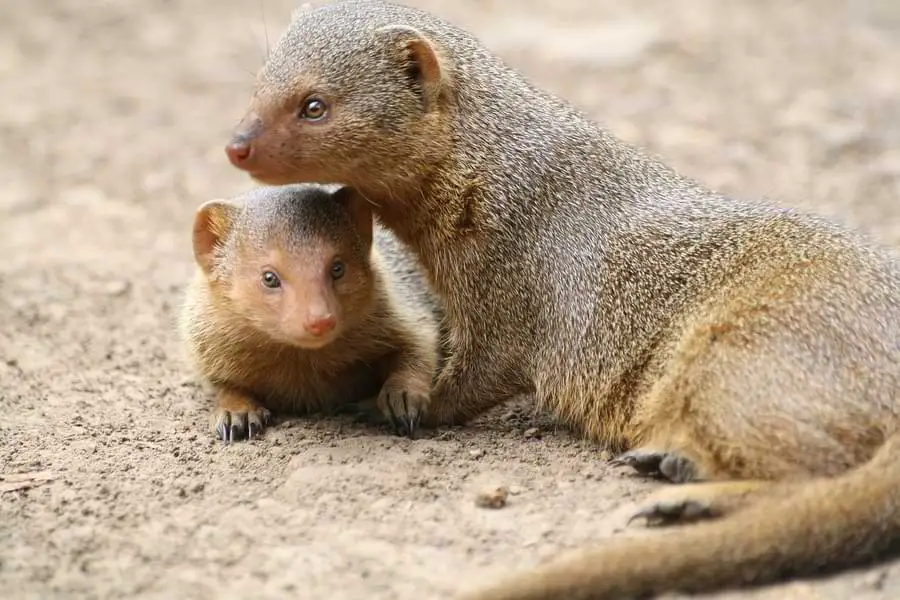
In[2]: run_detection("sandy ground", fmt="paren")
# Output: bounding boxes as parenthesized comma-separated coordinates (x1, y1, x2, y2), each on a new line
(2, 0, 900, 598)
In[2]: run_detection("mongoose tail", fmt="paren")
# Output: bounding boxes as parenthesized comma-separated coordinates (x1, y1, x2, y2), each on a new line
(461, 431, 900, 600)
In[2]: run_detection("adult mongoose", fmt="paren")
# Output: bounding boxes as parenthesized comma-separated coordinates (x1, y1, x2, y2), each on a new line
(223, 1, 900, 597)
(178, 183, 441, 441)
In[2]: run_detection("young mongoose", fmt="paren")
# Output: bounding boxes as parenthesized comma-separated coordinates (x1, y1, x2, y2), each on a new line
(223, 1, 900, 597)
(178, 183, 441, 441)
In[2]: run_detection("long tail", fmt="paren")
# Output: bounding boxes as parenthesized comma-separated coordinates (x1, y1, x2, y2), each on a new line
(460, 432, 900, 600)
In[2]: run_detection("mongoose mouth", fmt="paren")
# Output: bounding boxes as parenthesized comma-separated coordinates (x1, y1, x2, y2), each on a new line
(284, 330, 341, 351)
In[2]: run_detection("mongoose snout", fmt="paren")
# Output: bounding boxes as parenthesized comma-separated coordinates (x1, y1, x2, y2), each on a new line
(225, 115, 263, 168)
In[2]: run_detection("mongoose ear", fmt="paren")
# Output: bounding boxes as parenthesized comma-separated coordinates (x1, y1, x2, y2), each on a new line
(375, 25, 448, 111)
(192, 200, 238, 274)
(332, 186, 373, 250)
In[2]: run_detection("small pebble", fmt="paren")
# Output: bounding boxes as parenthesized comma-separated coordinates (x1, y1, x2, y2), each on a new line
(857, 570, 887, 590)
(469, 448, 485, 459)
(475, 486, 509, 509)
(523, 427, 541, 440)
(104, 280, 131, 297)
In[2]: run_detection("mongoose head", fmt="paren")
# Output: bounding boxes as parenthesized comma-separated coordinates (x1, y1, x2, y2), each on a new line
(192, 184, 376, 350)
(225, 1, 453, 194)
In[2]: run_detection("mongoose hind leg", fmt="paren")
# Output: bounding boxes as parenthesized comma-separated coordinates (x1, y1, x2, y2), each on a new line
(617, 299, 878, 485)
(212, 388, 271, 442)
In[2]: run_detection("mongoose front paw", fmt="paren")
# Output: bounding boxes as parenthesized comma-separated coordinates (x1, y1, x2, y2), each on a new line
(212, 390, 271, 443)
(609, 449, 698, 483)
(377, 388, 427, 438)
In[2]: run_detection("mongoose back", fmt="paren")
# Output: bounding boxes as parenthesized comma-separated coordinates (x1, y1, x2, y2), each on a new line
(224, 1, 900, 597)
(178, 183, 440, 441)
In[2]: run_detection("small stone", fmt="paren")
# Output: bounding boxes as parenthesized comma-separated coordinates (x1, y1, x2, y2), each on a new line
(523, 427, 541, 440)
(190, 482, 205, 494)
(599, 450, 612, 461)
(104, 280, 131, 297)
(857, 570, 887, 590)
(474, 486, 509, 509)
(468, 448, 485, 459)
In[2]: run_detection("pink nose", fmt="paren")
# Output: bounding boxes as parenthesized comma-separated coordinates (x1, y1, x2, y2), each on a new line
(225, 140, 252, 167)
(305, 315, 336, 337)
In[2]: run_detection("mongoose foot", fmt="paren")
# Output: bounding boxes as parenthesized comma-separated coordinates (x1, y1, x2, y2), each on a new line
(212, 390, 271, 443)
(628, 499, 718, 527)
(629, 480, 776, 527)
(609, 449, 698, 483)
(377, 388, 426, 439)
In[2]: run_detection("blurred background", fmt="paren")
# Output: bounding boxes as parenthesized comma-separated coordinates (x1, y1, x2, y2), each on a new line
(2, 1, 899, 598)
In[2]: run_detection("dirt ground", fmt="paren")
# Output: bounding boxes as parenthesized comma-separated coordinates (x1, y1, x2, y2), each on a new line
(2, 0, 900, 598)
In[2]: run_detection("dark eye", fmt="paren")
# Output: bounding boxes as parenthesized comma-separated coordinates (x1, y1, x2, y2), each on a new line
(299, 97, 328, 121)
(261, 270, 281, 289)
(330, 260, 345, 280)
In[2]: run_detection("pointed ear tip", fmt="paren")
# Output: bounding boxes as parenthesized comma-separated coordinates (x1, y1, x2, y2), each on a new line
(196, 198, 239, 221)
(196, 198, 230, 213)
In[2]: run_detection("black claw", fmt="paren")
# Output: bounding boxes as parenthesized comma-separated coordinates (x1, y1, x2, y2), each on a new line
(401, 392, 419, 439)
(229, 423, 245, 442)
(627, 507, 655, 526)
(248, 422, 262, 440)
(628, 503, 681, 526)
(628, 500, 716, 527)
(610, 450, 699, 483)
(385, 396, 399, 428)
(404, 417, 417, 440)
(410, 416, 420, 439)
(398, 391, 412, 437)
(609, 451, 665, 476)
(216, 411, 232, 442)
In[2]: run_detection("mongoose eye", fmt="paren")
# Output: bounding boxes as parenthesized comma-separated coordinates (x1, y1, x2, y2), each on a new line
(261, 270, 282, 289)
(299, 97, 328, 121)
(330, 259, 345, 280)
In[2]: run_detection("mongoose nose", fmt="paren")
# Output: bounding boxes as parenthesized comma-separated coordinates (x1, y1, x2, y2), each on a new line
(225, 140, 253, 167)
(305, 314, 337, 337)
